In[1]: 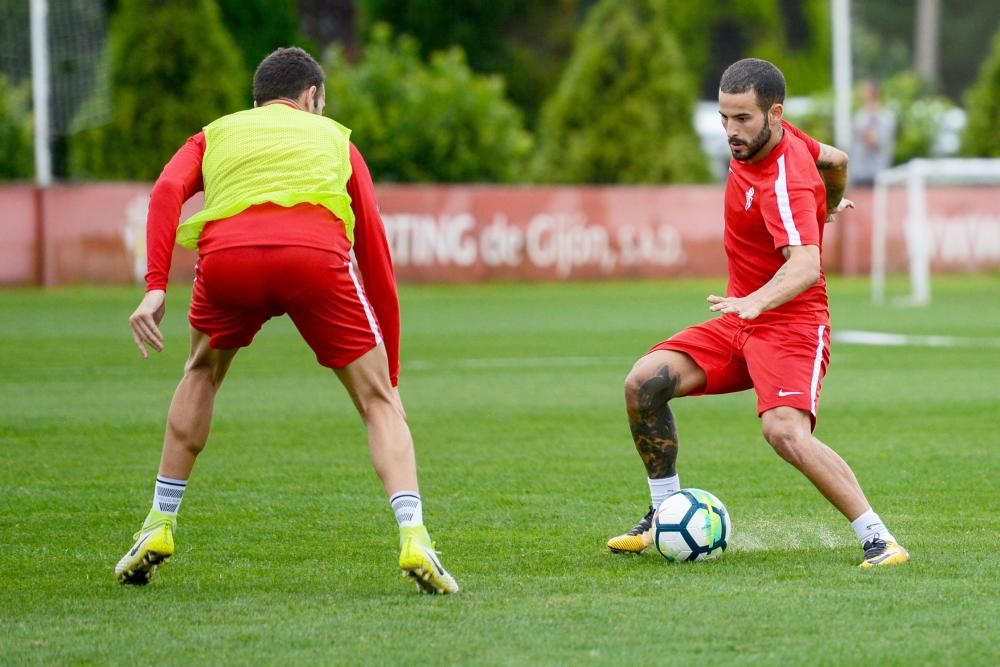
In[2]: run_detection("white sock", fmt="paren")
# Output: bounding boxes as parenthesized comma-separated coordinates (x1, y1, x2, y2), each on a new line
(151, 475, 187, 517)
(648, 474, 681, 511)
(851, 508, 896, 545)
(390, 491, 423, 527)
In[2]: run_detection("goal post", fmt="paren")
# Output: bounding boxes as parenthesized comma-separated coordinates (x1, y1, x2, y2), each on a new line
(871, 158, 1000, 305)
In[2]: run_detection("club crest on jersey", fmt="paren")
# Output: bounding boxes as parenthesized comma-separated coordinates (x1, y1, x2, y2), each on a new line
(744, 186, 755, 211)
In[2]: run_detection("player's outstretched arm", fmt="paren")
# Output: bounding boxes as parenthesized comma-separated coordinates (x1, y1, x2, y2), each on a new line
(129, 289, 166, 358)
(815, 143, 849, 215)
(707, 245, 821, 320)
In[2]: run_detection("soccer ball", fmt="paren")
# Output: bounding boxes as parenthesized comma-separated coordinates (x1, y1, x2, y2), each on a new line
(653, 489, 732, 562)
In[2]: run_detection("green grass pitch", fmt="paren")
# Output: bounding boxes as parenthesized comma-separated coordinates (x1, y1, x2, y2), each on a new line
(1, 275, 998, 665)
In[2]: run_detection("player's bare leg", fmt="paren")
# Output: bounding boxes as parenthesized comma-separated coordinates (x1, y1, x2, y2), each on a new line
(609, 350, 706, 553)
(335, 345, 418, 495)
(761, 406, 909, 567)
(117, 328, 237, 584)
(335, 345, 459, 593)
(761, 407, 870, 518)
(158, 328, 239, 478)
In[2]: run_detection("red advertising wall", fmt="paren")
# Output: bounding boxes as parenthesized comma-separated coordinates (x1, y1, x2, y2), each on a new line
(2, 183, 999, 286)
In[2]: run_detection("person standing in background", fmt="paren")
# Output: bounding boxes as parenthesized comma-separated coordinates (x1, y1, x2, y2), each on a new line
(851, 80, 896, 186)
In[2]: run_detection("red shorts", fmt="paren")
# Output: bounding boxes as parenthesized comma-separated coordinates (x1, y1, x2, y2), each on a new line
(188, 246, 383, 369)
(650, 315, 831, 427)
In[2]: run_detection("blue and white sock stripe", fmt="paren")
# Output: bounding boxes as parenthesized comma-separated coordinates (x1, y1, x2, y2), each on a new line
(154, 476, 187, 515)
(390, 491, 422, 526)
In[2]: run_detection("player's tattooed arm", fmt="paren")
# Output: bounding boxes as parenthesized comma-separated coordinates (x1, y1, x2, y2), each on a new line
(629, 365, 680, 478)
(707, 245, 821, 320)
(814, 142, 849, 215)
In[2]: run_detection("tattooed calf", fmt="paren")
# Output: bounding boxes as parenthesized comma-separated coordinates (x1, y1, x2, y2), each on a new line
(627, 365, 680, 478)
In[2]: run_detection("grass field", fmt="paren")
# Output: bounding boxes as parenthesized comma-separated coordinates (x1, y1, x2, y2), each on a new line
(1, 275, 998, 665)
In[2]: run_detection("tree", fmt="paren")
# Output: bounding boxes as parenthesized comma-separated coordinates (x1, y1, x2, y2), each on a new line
(962, 28, 1000, 157)
(68, 0, 246, 180)
(532, 0, 710, 184)
(0, 73, 33, 180)
(323, 24, 531, 183)
(665, 0, 831, 99)
(881, 72, 959, 163)
(358, 0, 578, 128)
(216, 0, 303, 75)
(853, 0, 1000, 101)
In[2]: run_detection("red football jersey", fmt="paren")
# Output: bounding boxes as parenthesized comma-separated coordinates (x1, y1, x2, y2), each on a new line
(723, 120, 829, 324)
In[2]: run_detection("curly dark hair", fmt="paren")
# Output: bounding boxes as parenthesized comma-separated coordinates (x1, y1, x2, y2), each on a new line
(252, 47, 325, 106)
(719, 58, 786, 112)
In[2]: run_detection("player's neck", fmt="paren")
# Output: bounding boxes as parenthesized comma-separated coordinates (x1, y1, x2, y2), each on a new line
(749, 123, 784, 164)
(261, 98, 304, 111)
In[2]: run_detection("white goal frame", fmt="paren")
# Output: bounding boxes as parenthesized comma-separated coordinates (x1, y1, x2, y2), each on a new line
(871, 158, 1000, 305)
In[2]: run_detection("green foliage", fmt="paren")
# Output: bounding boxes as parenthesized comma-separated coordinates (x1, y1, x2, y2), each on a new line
(962, 29, 1000, 157)
(68, 0, 247, 181)
(360, 0, 512, 63)
(664, 0, 831, 98)
(216, 0, 304, 75)
(358, 0, 578, 129)
(323, 25, 531, 183)
(786, 73, 963, 165)
(784, 92, 834, 147)
(0, 74, 33, 180)
(359, 1, 834, 128)
(852, 21, 910, 83)
(880, 72, 959, 163)
(854, 0, 1000, 101)
(532, 0, 709, 184)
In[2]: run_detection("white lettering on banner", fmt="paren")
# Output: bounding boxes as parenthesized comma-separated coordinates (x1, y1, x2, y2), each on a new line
(480, 214, 524, 266)
(383, 211, 687, 275)
(617, 224, 686, 266)
(929, 216, 1000, 264)
(384, 213, 477, 267)
(525, 213, 615, 277)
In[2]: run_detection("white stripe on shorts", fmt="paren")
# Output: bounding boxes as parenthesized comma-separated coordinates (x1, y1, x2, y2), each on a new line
(347, 261, 383, 346)
(809, 325, 826, 415)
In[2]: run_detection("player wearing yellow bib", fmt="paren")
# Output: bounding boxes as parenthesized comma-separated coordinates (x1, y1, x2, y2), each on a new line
(116, 47, 459, 594)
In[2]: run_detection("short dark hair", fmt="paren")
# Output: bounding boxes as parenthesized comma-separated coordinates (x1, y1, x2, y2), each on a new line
(253, 47, 324, 106)
(719, 58, 786, 111)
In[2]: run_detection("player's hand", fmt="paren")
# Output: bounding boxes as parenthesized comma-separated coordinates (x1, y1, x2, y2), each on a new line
(707, 294, 763, 321)
(129, 289, 166, 358)
(833, 198, 855, 214)
(826, 197, 855, 223)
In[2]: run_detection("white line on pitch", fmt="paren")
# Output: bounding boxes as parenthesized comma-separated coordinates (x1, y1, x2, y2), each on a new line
(832, 330, 1000, 348)
(406, 356, 634, 371)
(406, 330, 1000, 372)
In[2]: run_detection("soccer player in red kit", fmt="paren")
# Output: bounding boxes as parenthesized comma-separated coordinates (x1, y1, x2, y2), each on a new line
(117, 47, 459, 593)
(607, 58, 908, 568)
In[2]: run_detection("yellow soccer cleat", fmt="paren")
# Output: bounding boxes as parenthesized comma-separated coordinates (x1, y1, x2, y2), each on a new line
(859, 537, 910, 568)
(607, 506, 655, 554)
(398, 526, 459, 595)
(115, 516, 175, 584)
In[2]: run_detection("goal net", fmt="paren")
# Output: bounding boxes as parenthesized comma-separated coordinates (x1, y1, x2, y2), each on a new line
(1, 0, 109, 177)
(871, 158, 1000, 305)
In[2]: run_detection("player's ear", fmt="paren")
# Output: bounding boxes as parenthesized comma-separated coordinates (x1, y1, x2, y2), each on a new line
(769, 102, 784, 124)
